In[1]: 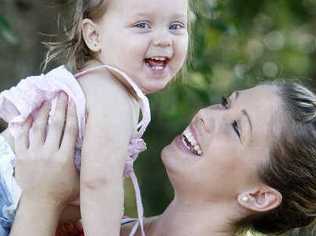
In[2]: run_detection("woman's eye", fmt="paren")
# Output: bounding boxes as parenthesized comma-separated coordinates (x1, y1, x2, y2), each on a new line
(169, 22, 185, 30)
(221, 96, 229, 109)
(232, 121, 241, 138)
(221, 96, 240, 139)
(134, 21, 151, 30)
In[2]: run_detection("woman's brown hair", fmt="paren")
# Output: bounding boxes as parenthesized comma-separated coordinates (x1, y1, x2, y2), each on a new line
(237, 81, 316, 234)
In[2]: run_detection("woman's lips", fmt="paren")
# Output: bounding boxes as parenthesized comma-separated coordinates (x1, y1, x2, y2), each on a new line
(182, 127, 203, 156)
(174, 132, 203, 158)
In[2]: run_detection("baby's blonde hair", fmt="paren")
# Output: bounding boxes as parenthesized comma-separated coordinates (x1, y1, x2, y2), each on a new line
(44, 0, 108, 72)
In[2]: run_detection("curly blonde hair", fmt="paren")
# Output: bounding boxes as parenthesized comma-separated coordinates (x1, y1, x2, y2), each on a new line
(43, 0, 108, 72)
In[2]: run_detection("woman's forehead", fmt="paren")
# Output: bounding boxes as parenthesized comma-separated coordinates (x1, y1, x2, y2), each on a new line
(233, 85, 282, 144)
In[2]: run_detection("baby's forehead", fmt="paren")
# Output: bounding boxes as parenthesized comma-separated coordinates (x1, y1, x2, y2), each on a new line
(108, 0, 188, 18)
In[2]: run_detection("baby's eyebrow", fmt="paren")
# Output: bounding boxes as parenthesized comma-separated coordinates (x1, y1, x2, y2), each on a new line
(130, 12, 187, 20)
(172, 13, 187, 18)
(133, 12, 151, 18)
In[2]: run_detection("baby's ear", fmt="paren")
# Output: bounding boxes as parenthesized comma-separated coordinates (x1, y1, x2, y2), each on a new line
(237, 185, 282, 213)
(81, 18, 101, 52)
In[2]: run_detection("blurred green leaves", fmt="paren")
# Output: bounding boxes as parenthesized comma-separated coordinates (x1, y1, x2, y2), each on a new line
(0, 16, 18, 45)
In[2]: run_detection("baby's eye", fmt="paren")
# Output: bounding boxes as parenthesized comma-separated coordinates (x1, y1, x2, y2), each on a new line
(134, 21, 151, 30)
(169, 22, 185, 31)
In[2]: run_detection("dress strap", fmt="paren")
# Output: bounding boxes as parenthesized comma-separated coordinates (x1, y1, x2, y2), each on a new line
(75, 65, 151, 137)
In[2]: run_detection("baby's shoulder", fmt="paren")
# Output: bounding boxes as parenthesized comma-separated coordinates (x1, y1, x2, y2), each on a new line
(77, 68, 140, 124)
(78, 68, 137, 108)
(78, 68, 127, 100)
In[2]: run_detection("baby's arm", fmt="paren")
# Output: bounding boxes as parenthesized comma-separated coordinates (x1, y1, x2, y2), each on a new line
(79, 72, 136, 236)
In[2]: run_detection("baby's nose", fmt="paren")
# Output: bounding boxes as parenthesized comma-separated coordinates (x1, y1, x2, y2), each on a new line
(153, 30, 173, 48)
(153, 38, 172, 48)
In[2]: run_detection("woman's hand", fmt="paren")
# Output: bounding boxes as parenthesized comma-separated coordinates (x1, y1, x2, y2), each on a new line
(14, 92, 80, 208)
(10, 93, 80, 236)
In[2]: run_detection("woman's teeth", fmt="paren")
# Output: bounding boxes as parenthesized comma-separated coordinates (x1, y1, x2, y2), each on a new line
(182, 129, 203, 156)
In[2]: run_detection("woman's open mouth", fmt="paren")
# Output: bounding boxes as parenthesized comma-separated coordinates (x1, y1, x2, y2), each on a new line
(144, 56, 170, 72)
(181, 128, 203, 156)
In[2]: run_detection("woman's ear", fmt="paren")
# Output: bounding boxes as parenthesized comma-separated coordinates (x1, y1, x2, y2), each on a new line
(237, 186, 282, 213)
(81, 18, 101, 52)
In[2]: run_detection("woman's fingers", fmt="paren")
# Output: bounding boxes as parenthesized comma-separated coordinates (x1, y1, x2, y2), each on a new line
(46, 93, 68, 149)
(14, 116, 32, 154)
(60, 100, 78, 153)
(29, 102, 50, 148)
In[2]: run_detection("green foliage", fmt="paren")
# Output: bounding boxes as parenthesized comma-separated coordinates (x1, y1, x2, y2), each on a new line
(0, 16, 18, 45)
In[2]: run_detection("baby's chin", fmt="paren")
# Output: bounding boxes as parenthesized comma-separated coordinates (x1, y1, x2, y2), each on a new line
(141, 80, 170, 94)
(59, 204, 81, 223)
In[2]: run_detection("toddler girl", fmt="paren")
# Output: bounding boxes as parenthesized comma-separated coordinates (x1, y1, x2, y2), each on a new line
(0, 0, 189, 235)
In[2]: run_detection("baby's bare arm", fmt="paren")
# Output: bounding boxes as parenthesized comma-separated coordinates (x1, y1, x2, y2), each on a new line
(79, 72, 135, 236)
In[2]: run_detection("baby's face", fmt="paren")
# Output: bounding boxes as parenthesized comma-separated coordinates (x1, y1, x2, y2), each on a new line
(96, 0, 189, 94)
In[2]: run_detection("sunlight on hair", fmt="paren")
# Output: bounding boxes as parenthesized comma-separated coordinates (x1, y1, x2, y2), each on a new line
(246, 231, 264, 236)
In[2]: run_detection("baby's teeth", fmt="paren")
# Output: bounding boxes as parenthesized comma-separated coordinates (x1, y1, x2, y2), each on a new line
(153, 57, 166, 61)
(152, 66, 164, 71)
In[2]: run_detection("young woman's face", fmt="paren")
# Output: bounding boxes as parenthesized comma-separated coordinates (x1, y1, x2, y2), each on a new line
(96, 0, 189, 94)
(162, 85, 282, 203)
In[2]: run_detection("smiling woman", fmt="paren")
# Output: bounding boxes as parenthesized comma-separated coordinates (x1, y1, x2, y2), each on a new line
(8, 81, 316, 236)
(159, 81, 316, 235)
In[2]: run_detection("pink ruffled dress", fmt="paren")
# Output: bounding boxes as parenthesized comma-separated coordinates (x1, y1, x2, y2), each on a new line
(0, 65, 151, 236)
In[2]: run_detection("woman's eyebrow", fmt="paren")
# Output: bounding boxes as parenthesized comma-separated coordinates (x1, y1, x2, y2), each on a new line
(241, 109, 253, 139)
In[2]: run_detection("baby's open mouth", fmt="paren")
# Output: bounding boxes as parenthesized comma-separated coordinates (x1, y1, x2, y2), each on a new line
(181, 128, 203, 156)
(144, 56, 170, 71)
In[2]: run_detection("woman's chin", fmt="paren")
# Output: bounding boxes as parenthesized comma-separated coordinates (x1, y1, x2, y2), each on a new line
(161, 144, 184, 179)
(161, 145, 176, 168)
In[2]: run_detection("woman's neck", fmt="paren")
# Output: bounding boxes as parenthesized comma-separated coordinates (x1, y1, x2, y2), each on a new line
(148, 198, 237, 236)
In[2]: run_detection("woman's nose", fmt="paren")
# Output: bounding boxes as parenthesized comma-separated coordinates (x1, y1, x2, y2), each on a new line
(195, 107, 218, 134)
